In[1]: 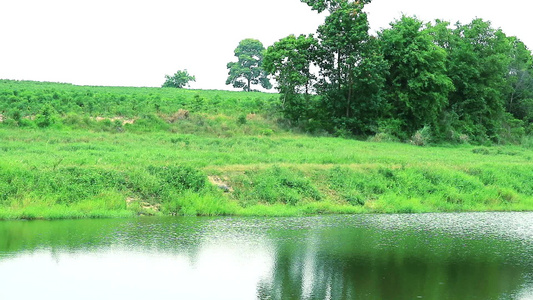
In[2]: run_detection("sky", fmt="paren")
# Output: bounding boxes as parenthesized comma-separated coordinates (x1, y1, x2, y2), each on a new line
(1, 0, 531, 91)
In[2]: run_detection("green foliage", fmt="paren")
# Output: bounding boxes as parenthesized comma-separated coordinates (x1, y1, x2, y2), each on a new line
(380, 16, 454, 138)
(264, 34, 318, 122)
(237, 114, 247, 125)
(315, 2, 388, 135)
(267, 3, 532, 144)
(160, 191, 238, 216)
(226, 39, 272, 92)
(233, 166, 321, 206)
(267, 1, 388, 135)
(429, 19, 514, 142)
(147, 165, 206, 194)
(505, 37, 533, 122)
(0, 80, 281, 136)
(0, 126, 531, 219)
(300, 0, 372, 13)
(35, 104, 62, 128)
(162, 70, 196, 88)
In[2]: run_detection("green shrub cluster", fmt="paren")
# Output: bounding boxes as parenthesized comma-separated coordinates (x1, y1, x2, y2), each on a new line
(0, 162, 233, 219)
(232, 166, 321, 206)
(324, 165, 533, 213)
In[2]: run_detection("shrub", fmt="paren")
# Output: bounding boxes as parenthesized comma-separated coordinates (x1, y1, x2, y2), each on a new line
(238, 166, 321, 205)
(35, 104, 62, 128)
(367, 132, 399, 143)
(147, 165, 206, 194)
(410, 126, 432, 146)
(129, 114, 169, 132)
(237, 114, 247, 125)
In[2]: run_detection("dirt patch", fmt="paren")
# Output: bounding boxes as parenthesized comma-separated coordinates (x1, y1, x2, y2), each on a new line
(126, 197, 160, 212)
(93, 116, 136, 125)
(126, 197, 135, 206)
(208, 175, 233, 193)
(165, 109, 190, 123)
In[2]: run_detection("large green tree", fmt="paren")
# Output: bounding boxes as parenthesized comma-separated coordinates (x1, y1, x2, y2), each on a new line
(264, 34, 318, 122)
(226, 39, 272, 92)
(265, 0, 387, 134)
(300, 0, 371, 13)
(162, 70, 196, 88)
(505, 37, 533, 124)
(431, 19, 513, 142)
(379, 16, 454, 138)
(314, 1, 387, 134)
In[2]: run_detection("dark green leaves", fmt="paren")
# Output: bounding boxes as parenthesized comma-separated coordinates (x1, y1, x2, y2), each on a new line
(300, 0, 372, 13)
(162, 70, 196, 88)
(226, 39, 272, 92)
(380, 16, 454, 137)
(268, 1, 532, 143)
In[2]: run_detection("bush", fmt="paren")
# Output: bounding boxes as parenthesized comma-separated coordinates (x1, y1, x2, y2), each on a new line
(237, 114, 247, 125)
(521, 135, 533, 149)
(147, 165, 206, 194)
(161, 190, 237, 216)
(367, 132, 399, 143)
(410, 126, 432, 146)
(35, 104, 62, 128)
(129, 114, 169, 132)
(236, 166, 321, 205)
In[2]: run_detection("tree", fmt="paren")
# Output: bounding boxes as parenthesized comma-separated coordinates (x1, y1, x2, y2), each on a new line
(379, 16, 454, 138)
(226, 39, 272, 92)
(314, 1, 388, 134)
(504, 37, 533, 123)
(266, 0, 386, 135)
(264, 34, 319, 121)
(436, 19, 512, 142)
(300, 0, 372, 13)
(162, 70, 195, 88)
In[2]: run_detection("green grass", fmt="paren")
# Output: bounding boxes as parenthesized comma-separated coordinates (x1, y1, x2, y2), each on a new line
(0, 80, 532, 219)
(0, 79, 278, 117)
(0, 127, 531, 220)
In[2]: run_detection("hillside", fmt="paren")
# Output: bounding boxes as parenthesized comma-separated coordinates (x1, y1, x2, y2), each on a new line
(0, 80, 532, 219)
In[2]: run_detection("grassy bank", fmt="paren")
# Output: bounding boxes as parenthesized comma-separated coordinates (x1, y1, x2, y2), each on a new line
(0, 80, 532, 219)
(0, 128, 531, 220)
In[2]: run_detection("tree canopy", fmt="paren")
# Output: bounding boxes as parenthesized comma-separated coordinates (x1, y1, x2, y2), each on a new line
(379, 16, 454, 138)
(264, 0, 533, 144)
(162, 70, 196, 88)
(226, 39, 272, 92)
(263, 34, 318, 121)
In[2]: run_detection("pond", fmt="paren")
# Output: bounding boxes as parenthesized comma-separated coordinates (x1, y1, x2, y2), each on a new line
(0, 213, 531, 299)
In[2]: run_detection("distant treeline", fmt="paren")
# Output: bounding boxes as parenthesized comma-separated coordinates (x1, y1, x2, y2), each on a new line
(264, 0, 533, 144)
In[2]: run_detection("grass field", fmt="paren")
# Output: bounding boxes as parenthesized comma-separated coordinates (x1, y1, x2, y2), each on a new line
(0, 80, 532, 219)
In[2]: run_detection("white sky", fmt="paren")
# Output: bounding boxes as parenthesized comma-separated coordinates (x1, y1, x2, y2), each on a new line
(0, 0, 531, 90)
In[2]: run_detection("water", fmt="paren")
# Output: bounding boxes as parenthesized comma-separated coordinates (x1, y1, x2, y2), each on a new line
(0, 213, 531, 300)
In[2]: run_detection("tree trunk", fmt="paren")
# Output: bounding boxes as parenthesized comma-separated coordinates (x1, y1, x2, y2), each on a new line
(337, 51, 342, 91)
(347, 86, 352, 118)
(346, 67, 353, 118)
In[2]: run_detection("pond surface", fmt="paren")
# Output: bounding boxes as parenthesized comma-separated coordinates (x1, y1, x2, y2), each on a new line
(0, 213, 532, 300)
